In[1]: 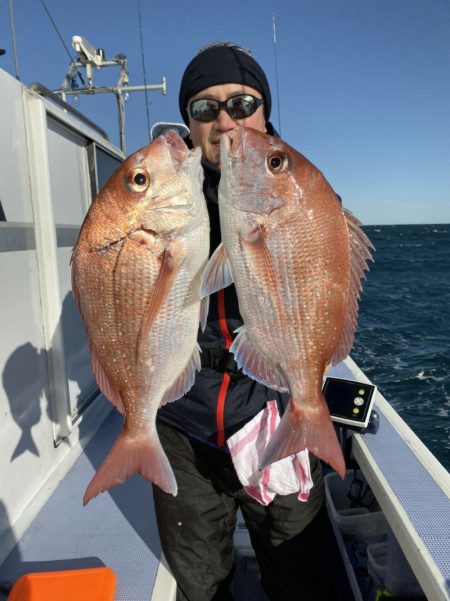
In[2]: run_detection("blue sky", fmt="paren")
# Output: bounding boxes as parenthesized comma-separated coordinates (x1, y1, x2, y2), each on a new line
(1, 0, 449, 225)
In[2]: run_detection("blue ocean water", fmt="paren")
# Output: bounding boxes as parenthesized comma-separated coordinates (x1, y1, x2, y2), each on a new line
(351, 223, 450, 472)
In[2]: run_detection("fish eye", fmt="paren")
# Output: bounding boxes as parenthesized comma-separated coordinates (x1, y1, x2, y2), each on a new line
(267, 152, 288, 174)
(128, 169, 151, 191)
(134, 172, 147, 186)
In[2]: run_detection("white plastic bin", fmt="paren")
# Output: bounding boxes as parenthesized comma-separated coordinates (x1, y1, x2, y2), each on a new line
(367, 541, 388, 588)
(325, 470, 389, 541)
(384, 531, 424, 597)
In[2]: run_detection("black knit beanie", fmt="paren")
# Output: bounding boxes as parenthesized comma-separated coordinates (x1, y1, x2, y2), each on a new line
(178, 44, 272, 125)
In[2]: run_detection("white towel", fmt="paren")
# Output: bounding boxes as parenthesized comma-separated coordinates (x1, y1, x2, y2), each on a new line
(227, 400, 313, 506)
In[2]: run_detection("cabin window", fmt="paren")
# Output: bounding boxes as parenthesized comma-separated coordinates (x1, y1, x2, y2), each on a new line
(87, 143, 123, 200)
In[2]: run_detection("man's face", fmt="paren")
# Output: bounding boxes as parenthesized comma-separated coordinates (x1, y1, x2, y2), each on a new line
(187, 83, 267, 165)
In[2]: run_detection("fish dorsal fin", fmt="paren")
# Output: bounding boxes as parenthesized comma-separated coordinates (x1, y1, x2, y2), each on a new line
(90, 344, 126, 415)
(230, 326, 290, 393)
(137, 249, 176, 360)
(331, 209, 375, 364)
(200, 243, 234, 298)
(159, 343, 202, 406)
(199, 296, 210, 332)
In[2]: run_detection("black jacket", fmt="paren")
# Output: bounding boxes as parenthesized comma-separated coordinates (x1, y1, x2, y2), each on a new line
(157, 158, 289, 448)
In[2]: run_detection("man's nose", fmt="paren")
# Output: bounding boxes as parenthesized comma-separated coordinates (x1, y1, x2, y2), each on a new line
(215, 108, 237, 131)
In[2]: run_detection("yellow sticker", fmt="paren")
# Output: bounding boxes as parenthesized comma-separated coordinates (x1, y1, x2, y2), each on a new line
(375, 589, 392, 601)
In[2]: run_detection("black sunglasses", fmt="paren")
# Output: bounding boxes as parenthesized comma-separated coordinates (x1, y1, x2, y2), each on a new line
(188, 94, 264, 123)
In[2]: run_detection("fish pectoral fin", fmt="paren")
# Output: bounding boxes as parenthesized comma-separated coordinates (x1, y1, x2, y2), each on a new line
(83, 428, 178, 505)
(200, 243, 234, 298)
(260, 403, 346, 480)
(91, 344, 126, 415)
(331, 209, 375, 365)
(238, 226, 285, 312)
(199, 296, 210, 332)
(159, 343, 202, 406)
(137, 249, 176, 359)
(230, 326, 289, 393)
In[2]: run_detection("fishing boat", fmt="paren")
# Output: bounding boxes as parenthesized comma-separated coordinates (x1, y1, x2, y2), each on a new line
(0, 36, 449, 601)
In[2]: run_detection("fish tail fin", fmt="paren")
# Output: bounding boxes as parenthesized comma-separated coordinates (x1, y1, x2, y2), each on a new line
(11, 431, 40, 461)
(260, 402, 346, 479)
(83, 429, 177, 505)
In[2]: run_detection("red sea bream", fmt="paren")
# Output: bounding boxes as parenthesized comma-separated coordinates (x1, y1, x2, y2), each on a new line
(72, 130, 209, 504)
(201, 126, 373, 478)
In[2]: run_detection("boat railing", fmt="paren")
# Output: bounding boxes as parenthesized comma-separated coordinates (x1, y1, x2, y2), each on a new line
(28, 82, 109, 140)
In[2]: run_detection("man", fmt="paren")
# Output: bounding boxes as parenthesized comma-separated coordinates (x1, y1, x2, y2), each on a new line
(153, 43, 338, 601)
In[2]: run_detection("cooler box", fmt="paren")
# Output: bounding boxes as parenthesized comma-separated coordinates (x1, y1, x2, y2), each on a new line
(7, 567, 116, 601)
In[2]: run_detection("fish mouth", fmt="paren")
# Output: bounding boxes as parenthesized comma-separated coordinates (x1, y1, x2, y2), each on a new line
(160, 128, 190, 153)
(220, 127, 246, 176)
(160, 129, 192, 170)
(221, 127, 244, 161)
(160, 130, 203, 199)
(184, 145, 204, 192)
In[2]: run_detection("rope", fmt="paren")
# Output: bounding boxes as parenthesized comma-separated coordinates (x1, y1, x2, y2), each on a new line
(272, 14, 282, 136)
(38, 0, 85, 85)
(137, 0, 152, 142)
(8, 0, 20, 80)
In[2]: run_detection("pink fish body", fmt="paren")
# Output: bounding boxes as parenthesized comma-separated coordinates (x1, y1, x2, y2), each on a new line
(201, 127, 373, 478)
(72, 131, 209, 503)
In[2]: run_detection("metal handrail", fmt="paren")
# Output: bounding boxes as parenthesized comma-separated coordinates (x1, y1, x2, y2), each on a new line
(28, 82, 109, 140)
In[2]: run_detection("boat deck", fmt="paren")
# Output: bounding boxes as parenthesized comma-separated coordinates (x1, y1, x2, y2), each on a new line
(1, 358, 449, 600)
(0, 409, 272, 601)
(0, 411, 169, 601)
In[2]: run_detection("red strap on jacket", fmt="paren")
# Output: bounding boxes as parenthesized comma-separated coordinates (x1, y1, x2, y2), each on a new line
(216, 290, 233, 446)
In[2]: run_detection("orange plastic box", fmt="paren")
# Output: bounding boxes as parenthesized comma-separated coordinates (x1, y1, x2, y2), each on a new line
(8, 566, 116, 601)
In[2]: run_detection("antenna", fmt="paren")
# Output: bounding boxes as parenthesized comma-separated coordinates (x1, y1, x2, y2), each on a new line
(53, 35, 167, 155)
(272, 14, 282, 136)
(8, 0, 20, 80)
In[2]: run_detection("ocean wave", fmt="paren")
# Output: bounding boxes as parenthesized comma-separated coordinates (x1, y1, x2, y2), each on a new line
(352, 224, 450, 470)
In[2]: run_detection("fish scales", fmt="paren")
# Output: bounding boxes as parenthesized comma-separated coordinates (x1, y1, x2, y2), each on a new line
(226, 176, 347, 368)
(201, 126, 373, 478)
(72, 130, 209, 504)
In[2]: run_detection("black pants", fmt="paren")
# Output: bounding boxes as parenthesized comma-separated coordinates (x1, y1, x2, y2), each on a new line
(152, 421, 338, 601)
